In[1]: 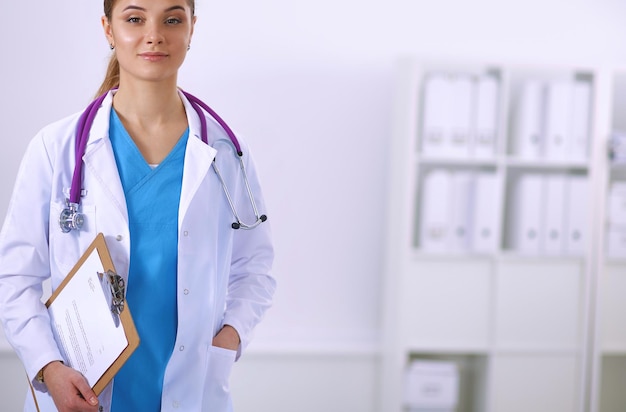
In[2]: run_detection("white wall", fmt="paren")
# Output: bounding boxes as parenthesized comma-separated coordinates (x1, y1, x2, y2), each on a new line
(1, 1, 626, 411)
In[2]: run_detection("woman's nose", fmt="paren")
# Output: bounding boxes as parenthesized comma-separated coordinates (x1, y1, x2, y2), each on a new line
(145, 23, 164, 44)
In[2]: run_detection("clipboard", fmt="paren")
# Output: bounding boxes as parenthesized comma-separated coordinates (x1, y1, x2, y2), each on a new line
(30, 232, 139, 405)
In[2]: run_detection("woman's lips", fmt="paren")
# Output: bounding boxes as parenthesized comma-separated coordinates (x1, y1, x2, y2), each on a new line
(139, 52, 168, 62)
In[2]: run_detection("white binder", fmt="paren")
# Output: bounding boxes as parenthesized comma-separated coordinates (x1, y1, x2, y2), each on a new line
(515, 81, 546, 159)
(471, 171, 502, 253)
(472, 75, 499, 159)
(544, 81, 573, 160)
(569, 81, 591, 161)
(448, 75, 473, 158)
(564, 175, 588, 255)
(543, 174, 566, 255)
(511, 173, 544, 254)
(448, 171, 474, 252)
(421, 74, 451, 157)
(420, 169, 452, 252)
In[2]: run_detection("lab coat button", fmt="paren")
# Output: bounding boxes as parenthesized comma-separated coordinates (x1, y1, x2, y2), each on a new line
(179, 345, 185, 351)
(183, 231, 189, 237)
(116, 235, 123, 241)
(184, 289, 189, 295)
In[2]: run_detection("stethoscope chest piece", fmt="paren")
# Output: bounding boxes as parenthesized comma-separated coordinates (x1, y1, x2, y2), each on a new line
(59, 201, 84, 233)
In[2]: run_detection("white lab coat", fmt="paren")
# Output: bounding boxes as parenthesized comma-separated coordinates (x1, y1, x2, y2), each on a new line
(0, 91, 276, 412)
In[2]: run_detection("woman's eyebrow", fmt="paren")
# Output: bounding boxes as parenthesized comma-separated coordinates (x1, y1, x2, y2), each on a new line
(121, 5, 186, 12)
(164, 6, 186, 12)
(122, 5, 146, 12)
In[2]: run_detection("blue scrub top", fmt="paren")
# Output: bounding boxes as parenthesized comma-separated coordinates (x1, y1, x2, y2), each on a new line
(108, 109, 189, 411)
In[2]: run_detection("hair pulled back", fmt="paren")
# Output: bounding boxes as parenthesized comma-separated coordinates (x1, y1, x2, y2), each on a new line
(95, 0, 195, 97)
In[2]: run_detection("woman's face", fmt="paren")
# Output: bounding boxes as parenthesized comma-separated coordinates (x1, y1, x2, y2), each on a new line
(102, 0, 195, 85)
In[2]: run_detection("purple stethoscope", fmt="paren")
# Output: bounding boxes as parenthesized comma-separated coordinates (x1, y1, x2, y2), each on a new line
(59, 90, 267, 233)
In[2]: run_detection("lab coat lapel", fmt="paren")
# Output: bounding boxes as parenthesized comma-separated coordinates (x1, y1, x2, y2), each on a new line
(179, 135, 216, 222)
(178, 91, 217, 223)
(81, 92, 129, 223)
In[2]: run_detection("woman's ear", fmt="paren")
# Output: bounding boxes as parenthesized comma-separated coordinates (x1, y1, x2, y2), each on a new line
(190, 15, 197, 40)
(101, 16, 114, 47)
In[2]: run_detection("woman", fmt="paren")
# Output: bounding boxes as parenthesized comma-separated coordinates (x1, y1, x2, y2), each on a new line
(0, 0, 276, 411)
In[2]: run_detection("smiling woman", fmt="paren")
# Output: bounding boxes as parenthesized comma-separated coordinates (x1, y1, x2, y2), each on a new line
(0, 0, 276, 411)
(99, 0, 197, 164)
(97, 0, 196, 98)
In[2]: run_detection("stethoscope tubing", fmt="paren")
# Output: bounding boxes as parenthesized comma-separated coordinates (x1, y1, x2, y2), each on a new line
(65, 89, 267, 231)
(70, 90, 240, 205)
(184, 91, 266, 229)
(71, 92, 109, 205)
(181, 90, 242, 153)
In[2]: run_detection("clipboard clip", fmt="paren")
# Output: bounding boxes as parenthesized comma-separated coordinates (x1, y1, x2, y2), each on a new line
(97, 270, 126, 317)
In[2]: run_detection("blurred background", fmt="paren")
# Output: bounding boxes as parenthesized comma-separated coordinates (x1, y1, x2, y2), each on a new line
(2, 1, 626, 411)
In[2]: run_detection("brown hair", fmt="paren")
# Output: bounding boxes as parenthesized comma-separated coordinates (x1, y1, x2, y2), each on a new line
(95, 0, 196, 97)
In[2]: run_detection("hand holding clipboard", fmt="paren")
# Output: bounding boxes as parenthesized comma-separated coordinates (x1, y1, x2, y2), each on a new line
(30, 233, 139, 409)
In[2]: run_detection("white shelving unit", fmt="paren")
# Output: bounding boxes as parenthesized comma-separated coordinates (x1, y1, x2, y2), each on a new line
(380, 59, 615, 412)
(590, 69, 626, 412)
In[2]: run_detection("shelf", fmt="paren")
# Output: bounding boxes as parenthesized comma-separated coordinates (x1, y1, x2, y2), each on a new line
(409, 250, 495, 260)
(404, 344, 490, 355)
(505, 157, 589, 171)
(496, 251, 585, 262)
(416, 154, 588, 172)
(417, 155, 500, 168)
(491, 346, 581, 356)
(409, 249, 585, 263)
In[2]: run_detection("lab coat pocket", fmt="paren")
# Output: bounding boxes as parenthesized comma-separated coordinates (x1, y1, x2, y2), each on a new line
(202, 345, 236, 411)
(49, 202, 97, 278)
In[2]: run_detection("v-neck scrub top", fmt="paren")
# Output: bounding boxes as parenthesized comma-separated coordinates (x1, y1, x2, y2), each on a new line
(108, 110, 189, 411)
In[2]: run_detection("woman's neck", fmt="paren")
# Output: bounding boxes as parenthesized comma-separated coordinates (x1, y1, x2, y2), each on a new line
(112, 79, 184, 127)
(110, 78, 189, 165)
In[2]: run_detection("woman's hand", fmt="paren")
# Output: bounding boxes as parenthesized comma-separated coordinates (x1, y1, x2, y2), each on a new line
(43, 361, 99, 412)
(212, 325, 240, 351)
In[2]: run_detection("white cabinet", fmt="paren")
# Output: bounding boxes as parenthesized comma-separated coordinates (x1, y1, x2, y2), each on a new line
(380, 59, 616, 412)
(489, 354, 579, 412)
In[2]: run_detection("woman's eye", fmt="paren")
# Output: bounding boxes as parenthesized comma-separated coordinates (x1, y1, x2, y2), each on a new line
(127, 17, 142, 23)
(165, 18, 182, 25)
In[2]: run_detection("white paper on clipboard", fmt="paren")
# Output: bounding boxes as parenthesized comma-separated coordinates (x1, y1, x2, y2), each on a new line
(47, 248, 128, 387)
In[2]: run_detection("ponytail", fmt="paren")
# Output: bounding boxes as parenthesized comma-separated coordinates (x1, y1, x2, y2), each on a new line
(95, 53, 120, 98)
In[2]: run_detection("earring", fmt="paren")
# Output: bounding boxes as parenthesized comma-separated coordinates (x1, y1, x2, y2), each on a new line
(187, 44, 191, 51)
(110, 44, 115, 50)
